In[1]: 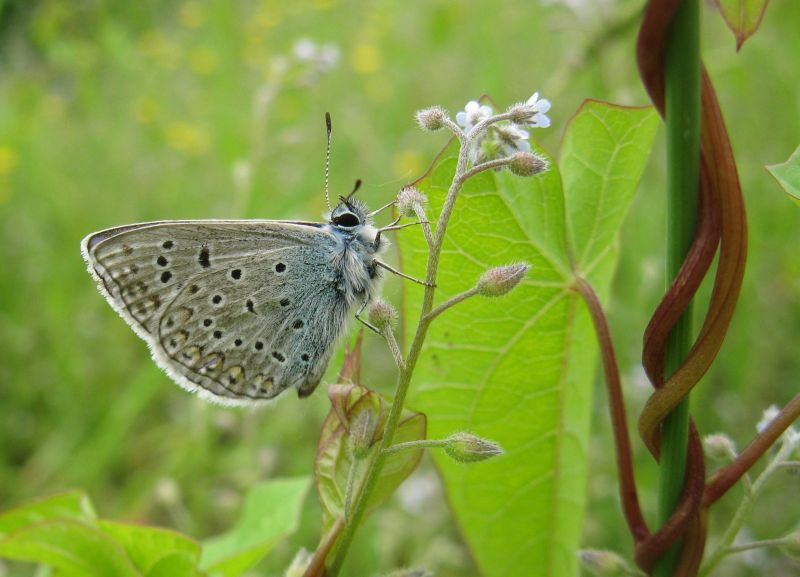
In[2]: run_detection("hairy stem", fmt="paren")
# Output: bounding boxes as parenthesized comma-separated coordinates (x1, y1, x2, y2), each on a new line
(326, 122, 476, 576)
(382, 438, 449, 454)
(655, 0, 702, 574)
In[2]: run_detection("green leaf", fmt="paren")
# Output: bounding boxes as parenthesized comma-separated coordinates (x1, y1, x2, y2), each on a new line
(200, 476, 310, 577)
(145, 552, 199, 577)
(0, 519, 141, 577)
(767, 144, 800, 205)
(316, 383, 426, 532)
(400, 101, 658, 577)
(712, 0, 769, 50)
(0, 490, 96, 536)
(98, 521, 200, 574)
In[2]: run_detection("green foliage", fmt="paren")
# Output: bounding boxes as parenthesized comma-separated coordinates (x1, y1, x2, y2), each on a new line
(315, 383, 426, 532)
(712, 0, 769, 49)
(767, 145, 800, 205)
(0, 478, 309, 577)
(200, 476, 311, 577)
(399, 102, 658, 577)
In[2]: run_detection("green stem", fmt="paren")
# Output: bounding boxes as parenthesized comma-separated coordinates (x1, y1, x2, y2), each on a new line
(325, 125, 473, 577)
(655, 0, 701, 575)
(382, 439, 449, 454)
(698, 438, 796, 577)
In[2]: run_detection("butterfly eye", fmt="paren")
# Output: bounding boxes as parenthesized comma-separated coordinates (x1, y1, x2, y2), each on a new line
(333, 212, 360, 228)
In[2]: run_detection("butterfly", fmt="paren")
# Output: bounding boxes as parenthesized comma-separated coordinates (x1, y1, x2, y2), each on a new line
(81, 113, 424, 406)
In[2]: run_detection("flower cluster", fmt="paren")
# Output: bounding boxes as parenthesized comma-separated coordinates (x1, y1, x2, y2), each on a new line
(456, 92, 551, 163)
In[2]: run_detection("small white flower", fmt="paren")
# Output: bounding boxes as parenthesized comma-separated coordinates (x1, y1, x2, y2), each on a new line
(456, 100, 494, 131)
(495, 124, 531, 154)
(756, 405, 781, 434)
(318, 43, 340, 70)
(292, 37, 318, 61)
(522, 91, 552, 128)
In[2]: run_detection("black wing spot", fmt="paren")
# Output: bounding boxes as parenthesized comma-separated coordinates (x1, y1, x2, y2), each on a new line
(255, 341, 264, 350)
(271, 351, 285, 363)
(199, 247, 211, 268)
(292, 319, 304, 330)
(203, 318, 213, 327)
(275, 262, 286, 273)
(162, 240, 174, 249)
(301, 353, 309, 362)
(280, 298, 290, 307)
(213, 330, 222, 339)
(189, 284, 200, 294)
(160, 271, 172, 283)
(231, 269, 242, 280)
(212, 294, 222, 305)
(157, 256, 168, 267)
(246, 299, 255, 313)
(234, 338, 242, 347)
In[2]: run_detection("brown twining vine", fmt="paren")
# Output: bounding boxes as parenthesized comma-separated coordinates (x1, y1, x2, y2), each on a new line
(576, 0, 800, 576)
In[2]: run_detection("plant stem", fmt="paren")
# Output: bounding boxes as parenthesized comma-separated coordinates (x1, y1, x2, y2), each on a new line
(382, 439, 449, 454)
(698, 438, 796, 577)
(655, 0, 701, 575)
(325, 125, 474, 577)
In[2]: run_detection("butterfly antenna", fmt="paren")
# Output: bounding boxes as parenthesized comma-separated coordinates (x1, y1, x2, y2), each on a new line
(324, 112, 333, 211)
(347, 179, 362, 200)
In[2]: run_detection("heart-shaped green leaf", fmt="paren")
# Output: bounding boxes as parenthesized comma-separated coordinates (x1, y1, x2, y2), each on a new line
(399, 101, 658, 577)
(767, 144, 800, 205)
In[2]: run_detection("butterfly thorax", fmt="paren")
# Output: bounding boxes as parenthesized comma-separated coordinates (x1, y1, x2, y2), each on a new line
(323, 198, 386, 303)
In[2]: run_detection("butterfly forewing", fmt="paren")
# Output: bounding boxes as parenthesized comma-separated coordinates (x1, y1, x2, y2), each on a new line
(82, 220, 348, 405)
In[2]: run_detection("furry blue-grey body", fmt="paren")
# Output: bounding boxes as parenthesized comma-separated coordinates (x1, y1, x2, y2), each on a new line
(81, 200, 386, 405)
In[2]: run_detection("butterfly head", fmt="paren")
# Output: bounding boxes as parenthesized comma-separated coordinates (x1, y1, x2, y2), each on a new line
(329, 197, 369, 232)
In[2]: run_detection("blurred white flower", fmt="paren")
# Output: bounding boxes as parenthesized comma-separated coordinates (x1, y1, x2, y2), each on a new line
(456, 100, 493, 131)
(292, 38, 318, 61)
(495, 124, 531, 154)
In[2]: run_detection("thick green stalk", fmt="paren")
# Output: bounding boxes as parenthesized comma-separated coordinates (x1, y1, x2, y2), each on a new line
(655, 0, 701, 575)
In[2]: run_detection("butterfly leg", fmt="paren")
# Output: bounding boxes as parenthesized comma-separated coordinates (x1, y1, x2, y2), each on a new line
(375, 260, 435, 287)
(354, 297, 381, 334)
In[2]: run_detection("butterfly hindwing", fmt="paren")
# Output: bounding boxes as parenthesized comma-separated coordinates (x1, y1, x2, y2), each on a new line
(82, 220, 349, 405)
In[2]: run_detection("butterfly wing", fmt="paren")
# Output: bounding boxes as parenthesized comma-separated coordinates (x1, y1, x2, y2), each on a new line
(82, 220, 351, 405)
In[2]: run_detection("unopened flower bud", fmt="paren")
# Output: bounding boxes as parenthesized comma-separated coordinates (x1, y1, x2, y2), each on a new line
(508, 151, 548, 177)
(415, 106, 448, 131)
(396, 186, 428, 218)
(506, 101, 535, 124)
(368, 299, 398, 331)
(349, 407, 377, 459)
(578, 549, 631, 577)
(477, 263, 530, 297)
(443, 432, 502, 463)
(703, 433, 737, 461)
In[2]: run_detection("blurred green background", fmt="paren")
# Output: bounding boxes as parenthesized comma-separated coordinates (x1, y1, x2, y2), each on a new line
(0, 0, 798, 575)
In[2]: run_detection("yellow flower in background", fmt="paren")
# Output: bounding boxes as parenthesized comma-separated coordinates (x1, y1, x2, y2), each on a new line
(392, 150, 424, 181)
(138, 30, 181, 70)
(179, 1, 206, 29)
(0, 147, 19, 175)
(133, 97, 160, 125)
(190, 46, 218, 75)
(164, 122, 211, 156)
(350, 43, 380, 74)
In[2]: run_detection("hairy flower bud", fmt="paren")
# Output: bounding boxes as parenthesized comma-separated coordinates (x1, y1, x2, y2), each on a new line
(578, 549, 631, 577)
(477, 263, 530, 297)
(396, 186, 428, 218)
(415, 106, 448, 131)
(368, 298, 398, 331)
(508, 151, 548, 177)
(443, 432, 502, 463)
(703, 433, 737, 461)
(349, 407, 378, 459)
